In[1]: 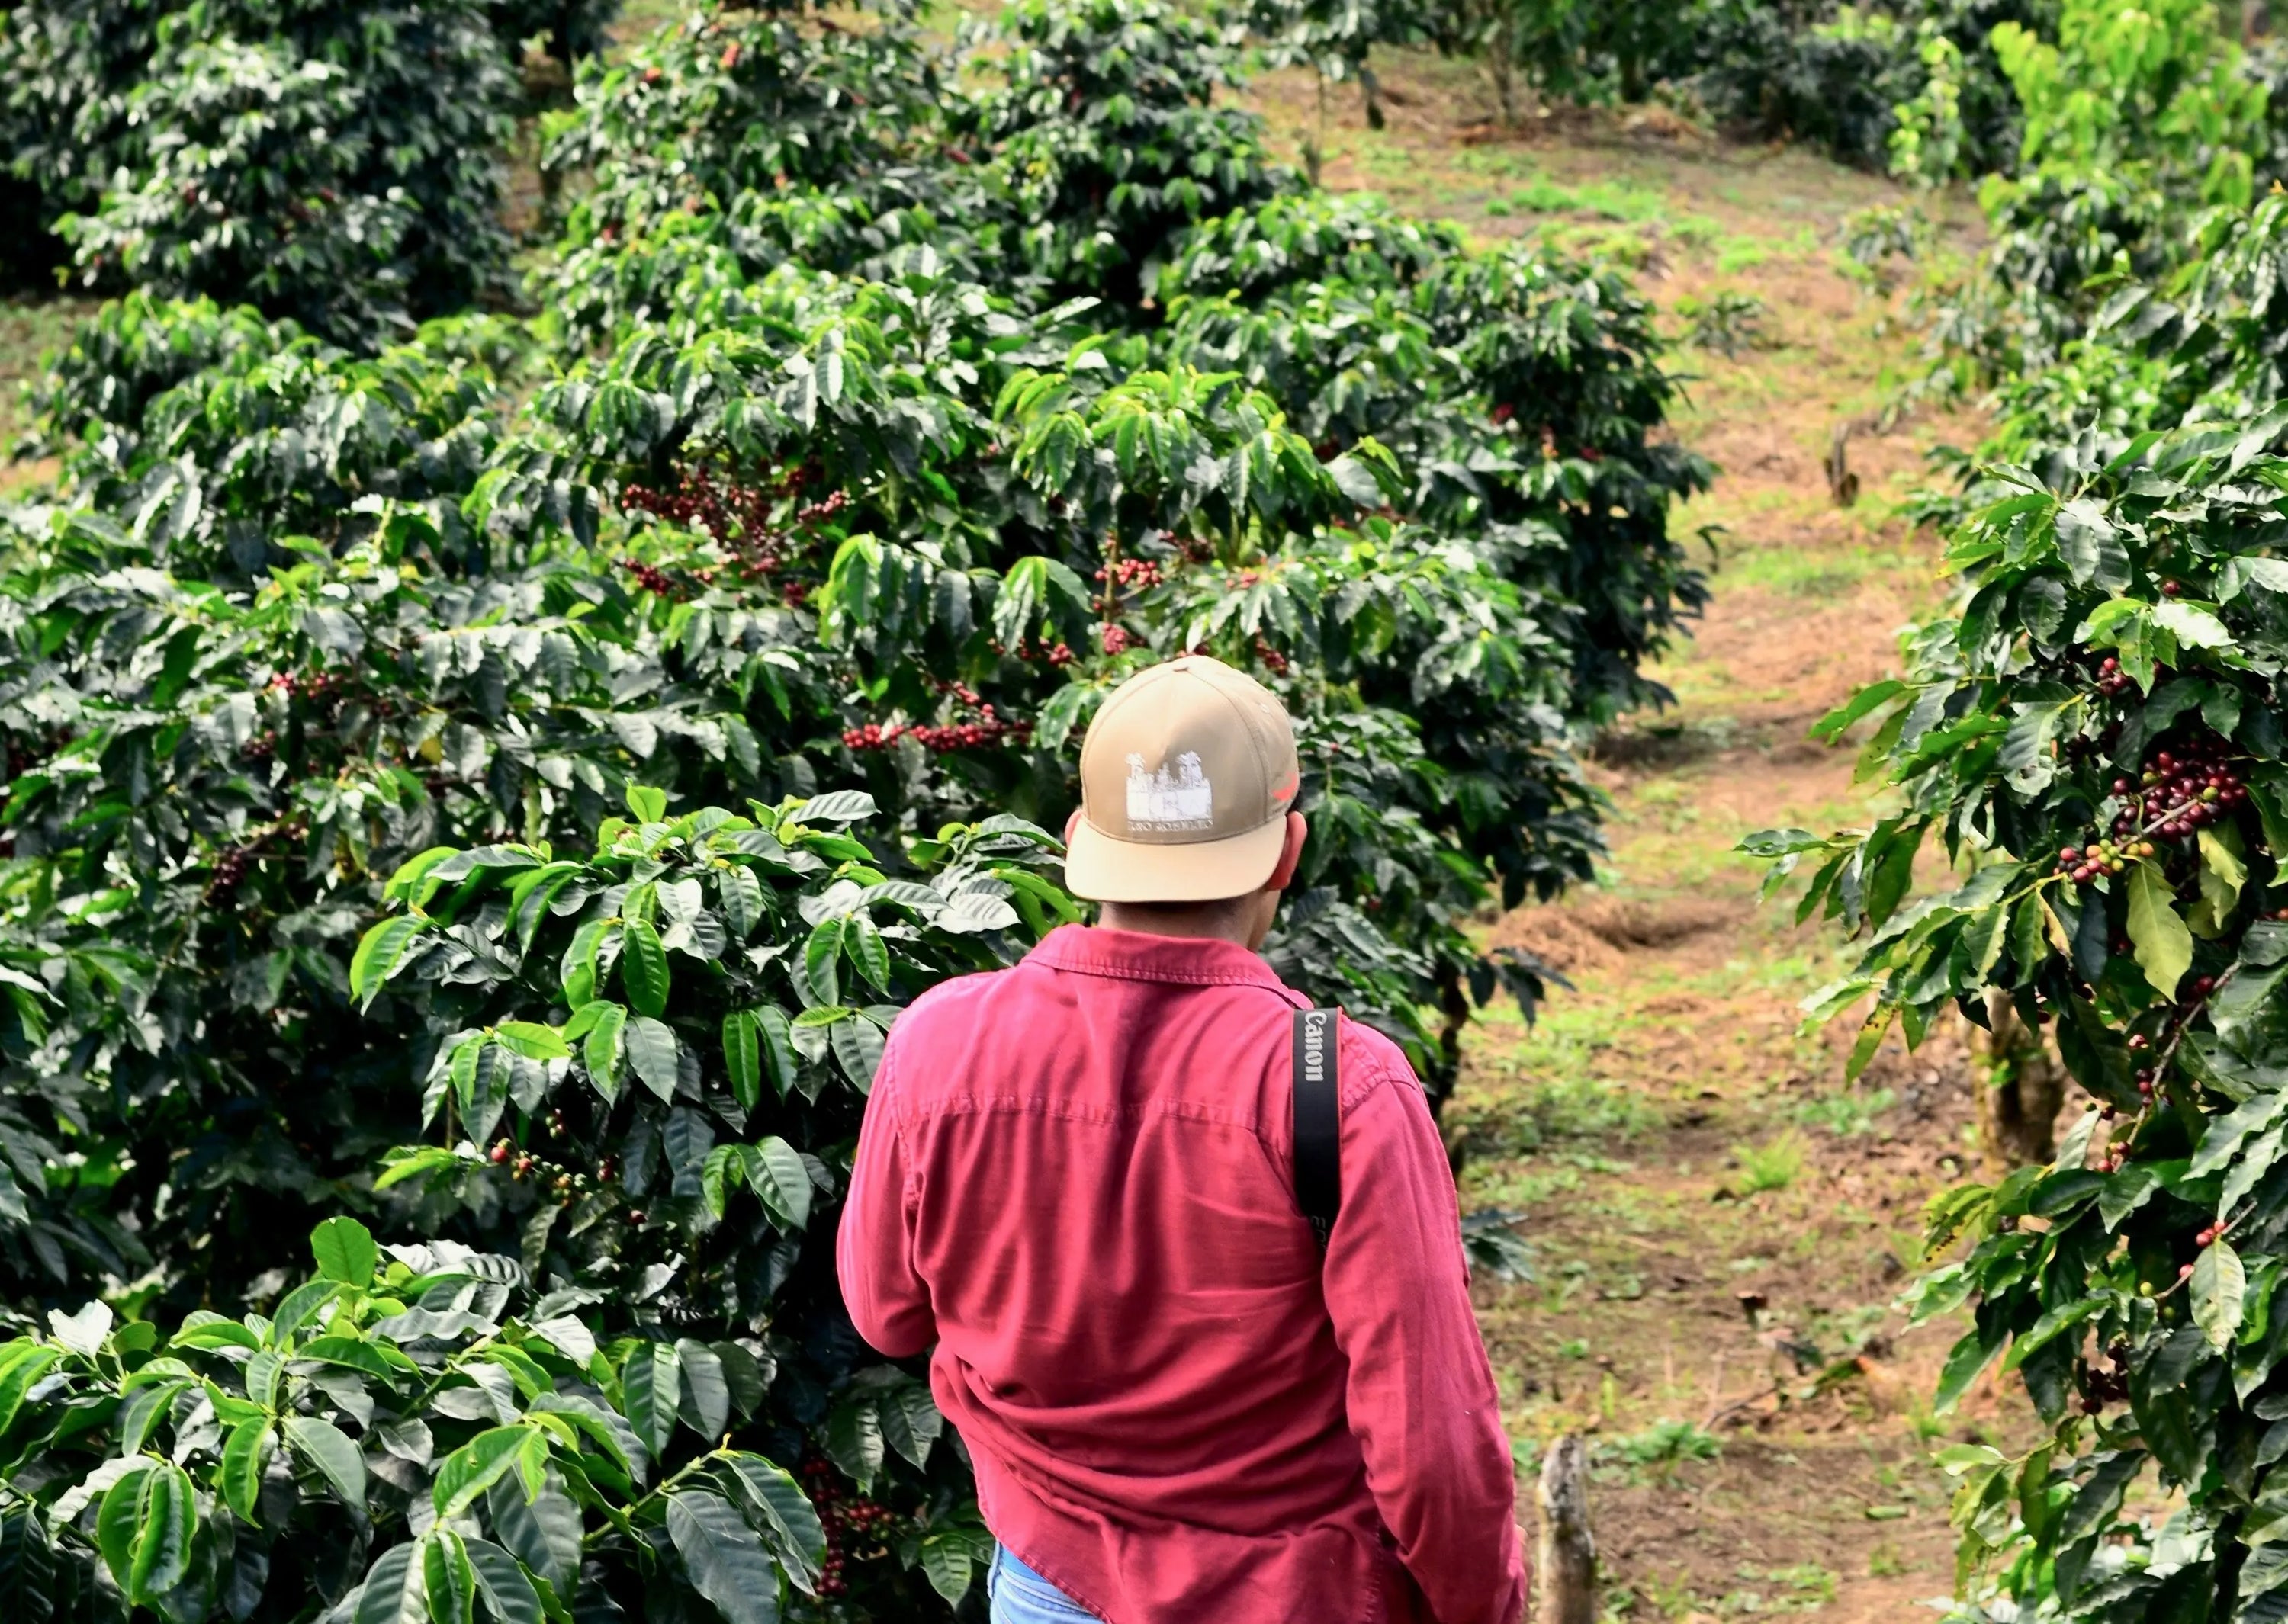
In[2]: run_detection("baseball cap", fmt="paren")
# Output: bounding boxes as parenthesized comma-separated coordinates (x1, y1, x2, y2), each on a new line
(1063, 655, 1301, 903)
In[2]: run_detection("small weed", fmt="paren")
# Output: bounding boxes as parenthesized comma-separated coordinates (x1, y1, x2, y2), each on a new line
(1677, 290, 1772, 359)
(1795, 1087, 1897, 1137)
(1728, 1131, 1808, 1194)
(1559, 1338, 1591, 1359)
(1728, 1254, 1773, 1273)
(1868, 1543, 1905, 1577)
(1461, 1208, 1536, 1282)
(1605, 1417, 1722, 1468)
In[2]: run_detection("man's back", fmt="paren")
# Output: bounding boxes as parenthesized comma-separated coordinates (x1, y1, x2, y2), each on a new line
(839, 925, 1526, 1624)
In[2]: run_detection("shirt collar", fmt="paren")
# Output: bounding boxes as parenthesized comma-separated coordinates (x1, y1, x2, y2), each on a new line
(1028, 923, 1288, 990)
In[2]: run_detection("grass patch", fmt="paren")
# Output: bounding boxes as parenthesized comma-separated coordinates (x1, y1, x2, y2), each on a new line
(1728, 1130, 1809, 1194)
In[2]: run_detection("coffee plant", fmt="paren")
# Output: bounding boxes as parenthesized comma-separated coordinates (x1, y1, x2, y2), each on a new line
(0, 1213, 934, 1623)
(1750, 30, 2288, 1597)
(2, 0, 519, 341)
(0, 0, 1730, 1613)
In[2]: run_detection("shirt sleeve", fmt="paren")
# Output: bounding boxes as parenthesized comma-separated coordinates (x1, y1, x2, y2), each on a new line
(1323, 1054, 1528, 1624)
(834, 1049, 937, 1359)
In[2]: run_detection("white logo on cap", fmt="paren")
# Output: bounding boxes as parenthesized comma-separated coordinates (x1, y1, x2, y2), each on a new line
(1126, 751, 1213, 830)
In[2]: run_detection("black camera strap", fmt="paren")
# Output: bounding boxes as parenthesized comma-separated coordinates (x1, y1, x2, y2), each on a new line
(1291, 1008, 1341, 1250)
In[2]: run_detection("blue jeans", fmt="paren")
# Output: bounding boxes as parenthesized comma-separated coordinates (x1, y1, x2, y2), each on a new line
(987, 1548, 1100, 1622)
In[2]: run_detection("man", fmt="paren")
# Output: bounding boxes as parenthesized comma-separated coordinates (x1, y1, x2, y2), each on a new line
(837, 655, 1527, 1624)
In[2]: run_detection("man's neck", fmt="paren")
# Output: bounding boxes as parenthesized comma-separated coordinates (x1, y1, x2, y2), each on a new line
(1097, 900, 1266, 949)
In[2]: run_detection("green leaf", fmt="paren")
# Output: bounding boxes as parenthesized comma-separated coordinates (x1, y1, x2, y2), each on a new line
(495, 1022, 570, 1061)
(802, 918, 844, 1007)
(622, 1343, 681, 1459)
(723, 1011, 760, 1110)
(716, 1455, 824, 1593)
(919, 1532, 978, 1603)
(2196, 1241, 2248, 1351)
(485, 1475, 580, 1596)
(755, 1007, 798, 1098)
(426, 1531, 480, 1624)
(351, 916, 430, 1009)
(626, 785, 669, 824)
(1935, 1321, 2007, 1413)
(433, 1427, 540, 1521)
(675, 1340, 731, 1440)
(464, 1538, 544, 1624)
(844, 914, 892, 992)
(2195, 826, 2248, 938)
(311, 1215, 379, 1287)
(560, 918, 609, 1009)
(790, 791, 876, 825)
(667, 1491, 780, 1624)
(738, 1138, 813, 1232)
(627, 1016, 680, 1102)
(221, 1419, 273, 1526)
(2126, 863, 2193, 999)
(127, 1462, 194, 1602)
(95, 1462, 156, 1591)
(581, 1002, 627, 1102)
(284, 1415, 368, 1509)
(620, 919, 670, 1017)
(355, 1543, 430, 1624)
(701, 1143, 742, 1220)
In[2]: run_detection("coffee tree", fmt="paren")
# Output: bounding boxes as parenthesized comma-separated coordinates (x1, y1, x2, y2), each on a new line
(1751, 206, 2288, 1617)
(2, 0, 519, 341)
(349, 789, 1065, 1610)
(0, 1216, 846, 1623)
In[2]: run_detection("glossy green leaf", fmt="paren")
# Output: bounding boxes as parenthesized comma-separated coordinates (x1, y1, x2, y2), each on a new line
(722, 1010, 760, 1110)
(626, 1016, 680, 1102)
(666, 1491, 779, 1624)
(2127, 863, 2193, 999)
(221, 1418, 273, 1526)
(285, 1415, 368, 1508)
(619, 919, 670, 1017)
(2196, 1240, 2249, 1350)
(311, 1215, 379, 1287)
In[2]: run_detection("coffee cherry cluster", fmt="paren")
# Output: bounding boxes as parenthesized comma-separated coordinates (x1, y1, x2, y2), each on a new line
(489, 1136, 611, 1204)
(1101, 624, 1134, 655)
(1096, 558, 1166, 592)
(1253, 635, 1290, 676)
(801, 1459, 898, 1599)
(2126, 744, 2248, 840)
(267, 668, 345, 701)
(990, 638, 1075, 666)
(2056, 740, 2251, 887)
(2076, 1353, 2129, 1414)
(619, 558, 676, 597)
(207, 846, 256, 901)
(2090, 654, 2134, 698)
(620, 462, 842, 601)
(842, 694, 1033, 755)
(244, 727, 280, 762)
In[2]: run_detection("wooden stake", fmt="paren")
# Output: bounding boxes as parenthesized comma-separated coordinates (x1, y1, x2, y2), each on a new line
(1536, 1435, 1596, 1624)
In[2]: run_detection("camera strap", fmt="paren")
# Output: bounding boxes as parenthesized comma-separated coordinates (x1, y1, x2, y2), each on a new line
(1291, 1008, 1341, 1251)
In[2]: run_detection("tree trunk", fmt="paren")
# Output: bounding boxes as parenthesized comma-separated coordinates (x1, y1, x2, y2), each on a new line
(1973, 987, 2066, 1168)
(1536, 1436, 1596, 1624)
(1491, 8, 1518, 127)
(1359, 63, 1386, 132)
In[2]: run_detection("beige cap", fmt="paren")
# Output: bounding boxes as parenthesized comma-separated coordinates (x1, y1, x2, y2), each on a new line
(1064, 656, 1301, 903)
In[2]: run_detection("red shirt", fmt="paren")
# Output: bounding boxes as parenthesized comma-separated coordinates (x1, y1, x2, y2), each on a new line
(837, 926, 1526, 1624)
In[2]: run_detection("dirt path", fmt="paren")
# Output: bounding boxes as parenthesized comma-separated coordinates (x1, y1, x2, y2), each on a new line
(1244, 51, 2035, 1622)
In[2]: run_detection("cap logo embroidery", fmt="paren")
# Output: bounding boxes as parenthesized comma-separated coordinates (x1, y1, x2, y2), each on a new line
(1126, 750, 1214, 830)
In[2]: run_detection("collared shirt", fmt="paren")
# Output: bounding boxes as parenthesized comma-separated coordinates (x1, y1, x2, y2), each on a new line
(837, 924, 1527, 1624)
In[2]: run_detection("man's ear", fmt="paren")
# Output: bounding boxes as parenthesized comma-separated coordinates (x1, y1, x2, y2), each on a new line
(1265, 811, 1308, 891)
(1064, 808, 1085, 848)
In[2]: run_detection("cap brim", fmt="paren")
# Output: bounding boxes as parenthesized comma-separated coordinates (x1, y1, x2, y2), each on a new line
(1062, 816, 1289, 903)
